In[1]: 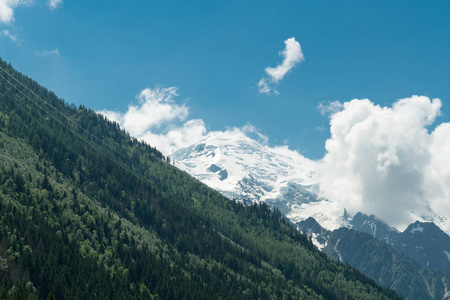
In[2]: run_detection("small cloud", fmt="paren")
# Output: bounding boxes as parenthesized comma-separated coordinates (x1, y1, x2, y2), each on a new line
(265, 37, 304, 83)
(314, 126, 326, 132)
(1, 29, 22, 45)
(317, 100, 344, 117)
(257, 78, 272, 95)
(47, 0, 62, 10)
(36, 48, 60, 57)
(242, 123, 269, 145)
(258, 37, 304, 95)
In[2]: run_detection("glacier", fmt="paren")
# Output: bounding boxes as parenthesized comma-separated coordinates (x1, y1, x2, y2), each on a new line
(171, 130, 349, 231)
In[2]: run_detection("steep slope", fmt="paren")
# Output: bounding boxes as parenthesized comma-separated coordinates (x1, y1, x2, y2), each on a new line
(350, 212, 400, 245)
(0, 59, 401, 299)
(299, 218, 450, 300)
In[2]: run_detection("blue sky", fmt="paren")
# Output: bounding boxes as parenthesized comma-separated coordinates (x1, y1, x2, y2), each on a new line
(1, 0, 449, 159)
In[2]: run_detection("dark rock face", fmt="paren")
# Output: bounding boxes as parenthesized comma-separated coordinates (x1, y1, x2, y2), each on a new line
(298, 217, 450, 300)
(349, 213, 450, 274)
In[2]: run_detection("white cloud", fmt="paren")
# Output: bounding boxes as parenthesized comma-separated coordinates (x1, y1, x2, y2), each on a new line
(317, 100, 344, 116)
(0, 0, 23, 24)
(265, 37, 304, 83)
(122, 87, 188, 137)
(0, 0, 60, 24)
(99, 87, 202, 155)
(140, 119, 207, 155)
(318, 96, 450, 231)
(257, 78, 272, 95)
(36, 48, 60, 57)
(258, 37, 304, 95)
(1, 29, 22, 45)
(426, 123, 450, 224)
(242, 123, 269, 145)
(47, 0, 62, 10)
(100, 87, 189, 138)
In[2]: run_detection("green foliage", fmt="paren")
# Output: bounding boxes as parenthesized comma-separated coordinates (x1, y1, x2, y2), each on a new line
(0, 58, 402, 299)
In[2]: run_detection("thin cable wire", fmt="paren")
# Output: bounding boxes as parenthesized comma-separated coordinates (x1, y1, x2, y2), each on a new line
(0, 65, 141, 168)
(0, 66, 273, 260)
(0, 66, 230, 225)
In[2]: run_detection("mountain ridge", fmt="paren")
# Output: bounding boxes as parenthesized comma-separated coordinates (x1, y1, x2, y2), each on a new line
(298, 217, 450, 300)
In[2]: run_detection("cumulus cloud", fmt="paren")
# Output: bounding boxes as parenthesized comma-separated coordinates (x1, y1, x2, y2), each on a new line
(426, 123, 450, 224)
(140, 119, 207, 155)
(36, 48, 60, 57)
(258, 37, 304, 95)
(99, 87, 204, 155)
(99, 87, 189, 138)
(47, 0, 62, 10)
(319, 96, 450, 231)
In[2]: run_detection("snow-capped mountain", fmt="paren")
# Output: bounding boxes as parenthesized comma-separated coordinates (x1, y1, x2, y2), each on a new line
(171, 130, 349, 231)
(397, 221, 450, 273)
(349, 212, 399, 246)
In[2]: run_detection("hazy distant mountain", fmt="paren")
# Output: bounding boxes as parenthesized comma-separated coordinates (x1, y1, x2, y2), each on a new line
(299, 217, 450, 300)
(343, 212, 450, 274)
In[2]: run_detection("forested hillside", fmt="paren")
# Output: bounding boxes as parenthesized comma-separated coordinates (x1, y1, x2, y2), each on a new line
(0, 58, 401, 299)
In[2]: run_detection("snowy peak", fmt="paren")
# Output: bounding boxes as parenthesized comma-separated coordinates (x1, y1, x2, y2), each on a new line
(172, 130, 316, 199)
(171, 131, 353, 230)
(172, 131, 353, 230)
(298, 217, 326, 236)
(404, 221, 441, 235)
(397, 221, 450, 273)
(350, 212, 399, 245)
